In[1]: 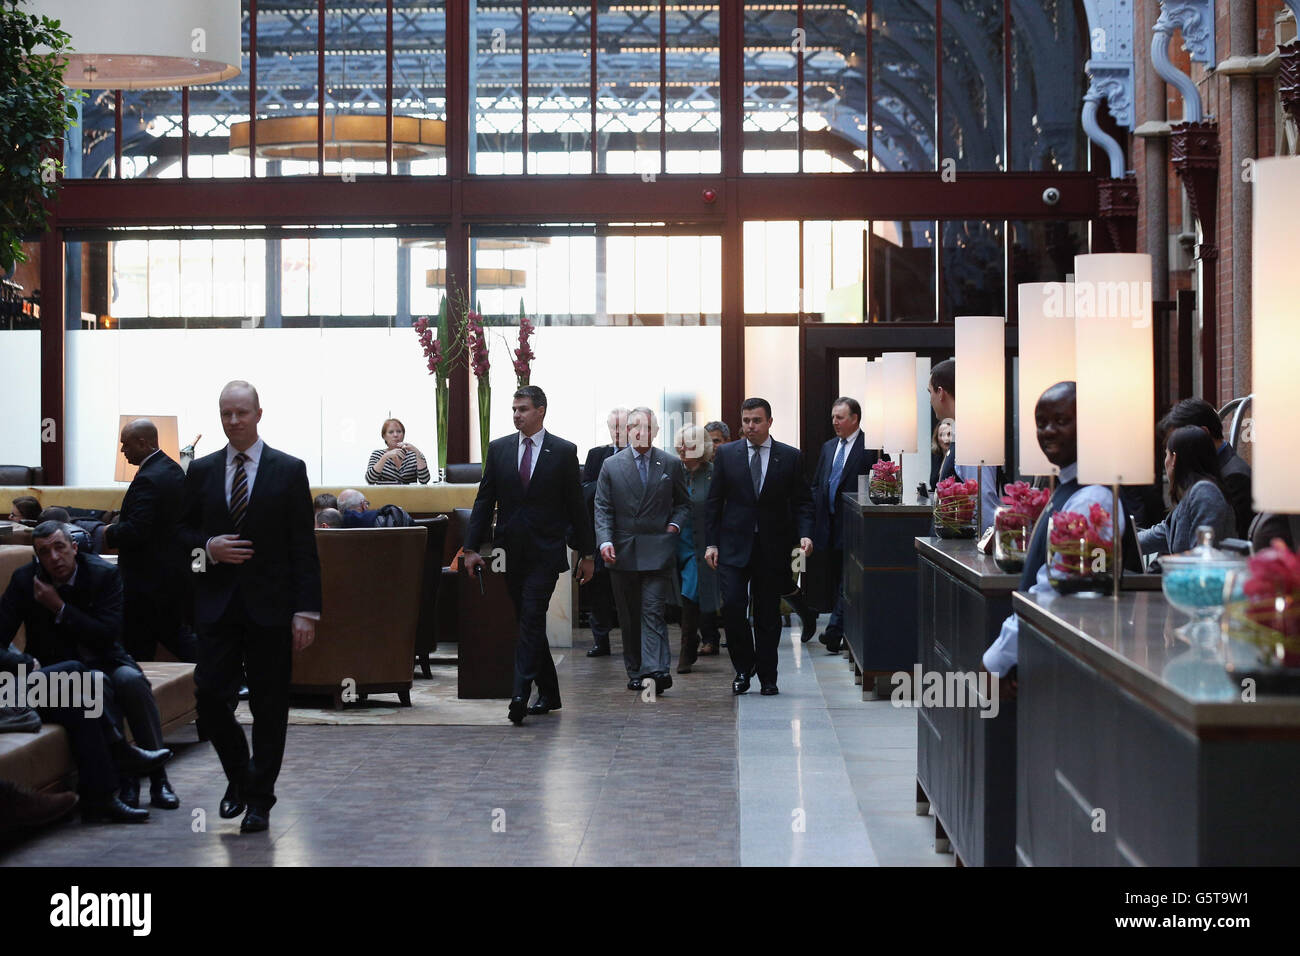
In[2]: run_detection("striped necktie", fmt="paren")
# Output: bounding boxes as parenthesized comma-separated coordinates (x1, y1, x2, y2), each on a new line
(230, 452, 250, 529)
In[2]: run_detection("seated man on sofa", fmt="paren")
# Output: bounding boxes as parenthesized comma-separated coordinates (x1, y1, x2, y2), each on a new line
(7, 496, 40, 524)
(0, 521, 178, 815)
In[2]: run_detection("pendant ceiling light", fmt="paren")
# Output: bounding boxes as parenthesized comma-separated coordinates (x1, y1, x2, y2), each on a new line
(426, 269, 527, 290)
(228, 115, 446, 162)
(34, 0, 241, 88)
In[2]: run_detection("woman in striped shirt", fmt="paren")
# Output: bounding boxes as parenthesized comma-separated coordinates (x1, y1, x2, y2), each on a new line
(367, 418, 432, 484)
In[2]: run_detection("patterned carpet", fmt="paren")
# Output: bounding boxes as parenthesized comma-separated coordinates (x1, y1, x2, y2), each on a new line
(233, 657, 540, 727)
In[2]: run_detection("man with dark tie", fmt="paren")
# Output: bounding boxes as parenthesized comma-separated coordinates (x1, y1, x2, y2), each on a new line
(0, 521, 174, 823)
(594, 407, 690, 694)
(105, 419, 195, 666)
(1157, 397, 1254, 538)
(178, 381, 321, 833)
(982, 381, 1140, 681)
(704, 398, 814, 696)
(581, 406, 628, 658)
(464, 386, 596, 725)
(810, 397, 882, 653)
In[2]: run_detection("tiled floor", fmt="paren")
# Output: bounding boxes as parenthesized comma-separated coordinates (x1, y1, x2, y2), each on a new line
(1, 622, 952, 867)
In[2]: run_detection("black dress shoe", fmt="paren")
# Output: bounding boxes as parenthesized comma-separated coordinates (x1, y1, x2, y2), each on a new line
(82, 795, 149, 824)
(731, 671, 751, 695)
(149, 777, 180, 810)
(240, 807, 270, 833)
(219, 784, 245, 820)
(760, 684, 780, 696)
(118, 777, 140, 809)
(527, 696, 561, 715)
(819, 631, 843, 653)
(586, 643, 611, 657)
(652, 672, 673, 695)
(507, 696, 527, 725)
(111, 742, 173, 776)
(627, 677, 643, 690)
(800, 616, 817, 643)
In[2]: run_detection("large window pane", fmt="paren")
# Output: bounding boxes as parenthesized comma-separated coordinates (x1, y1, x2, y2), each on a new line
(870, 220, 937, 322)
(527, 4, 592, 174)
(597, 1, 662, 176)
(872, 0, 937, 172)
(666, 2, 721, 174)
(743, 3, 798, 172)
(1009, 0, 1086, 170)
(942, 219, 1005, 317)
(743, 221, 799, 313)
(804, 3, 868, 172)
(941, 0, 1005, 171)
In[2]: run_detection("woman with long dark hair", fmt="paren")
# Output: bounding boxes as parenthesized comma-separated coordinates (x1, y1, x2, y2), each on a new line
(1138, 425, 1236, 556)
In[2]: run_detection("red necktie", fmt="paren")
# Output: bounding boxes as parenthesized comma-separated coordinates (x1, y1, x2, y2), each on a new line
(519, 436, 533, 491)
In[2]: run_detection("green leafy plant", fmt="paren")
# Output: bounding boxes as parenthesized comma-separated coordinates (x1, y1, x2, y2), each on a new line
(0, 0, 83, 272)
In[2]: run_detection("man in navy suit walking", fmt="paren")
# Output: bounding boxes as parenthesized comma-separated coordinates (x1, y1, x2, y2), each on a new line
(809, 397, 882, 653)
(705, 398, 814, 696)
(464, 386, 596, 725)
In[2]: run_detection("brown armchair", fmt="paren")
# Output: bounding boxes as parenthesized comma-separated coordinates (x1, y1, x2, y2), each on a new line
(292, 526, 426, 708)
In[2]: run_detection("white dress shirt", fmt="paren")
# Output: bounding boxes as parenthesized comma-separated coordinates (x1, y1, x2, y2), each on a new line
(223, 438, 265, 507)
(517, 428, 545, 481)
(139, 448, 162, 469)
(982, 463, 1125, 675)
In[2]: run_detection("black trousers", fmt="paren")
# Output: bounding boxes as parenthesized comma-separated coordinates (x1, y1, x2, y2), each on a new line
(124, 588, 199, 663)
(194, 600, 291, 812)
(505, 562, 561, 703)
(34, 660, 124, 800)
(588, 567, 615, 645)
(718, 554, 787, 687)
(105, 664, 166, 782)
(680, 598, 720, 648)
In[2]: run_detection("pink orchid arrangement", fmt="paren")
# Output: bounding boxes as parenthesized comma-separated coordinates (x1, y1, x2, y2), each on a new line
(413, 316, 443, 376)
(871, 460, 900, 481)
(467, 310, 489, 380)
(999, 481, 1049, 525)
(933, 475, 979, 532)
(513, 314, 535, 386)
(1243, 539, 1300, 602)
(1047, 503, 1114, 578)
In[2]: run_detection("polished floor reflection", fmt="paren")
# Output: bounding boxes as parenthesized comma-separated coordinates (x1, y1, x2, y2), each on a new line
(2, 625, 951, 867)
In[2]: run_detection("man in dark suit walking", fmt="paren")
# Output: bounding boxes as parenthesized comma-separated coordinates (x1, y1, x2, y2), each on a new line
(105, 419, 196, 664)
(705, 398, 814, 696)
(810, 397, 882, 653)
(464, 386, 596, 725)
(580, 406, 628, 657)
(178, 381, 321, 833)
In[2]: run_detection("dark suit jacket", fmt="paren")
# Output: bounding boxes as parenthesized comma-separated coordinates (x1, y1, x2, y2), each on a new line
(104, 450, 186, 600)
(811, 431, 880, 552)
(0, 552, 133, 671)
(582, 444, 620, 571)
(178, 443, 322, 629)
(705, 438, 814, 569)
(1218, 444, 1254, 538)
(466, 430, 595, 575)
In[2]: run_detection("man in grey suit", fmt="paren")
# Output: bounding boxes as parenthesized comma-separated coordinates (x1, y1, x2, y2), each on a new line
(594, 407, 690, 695)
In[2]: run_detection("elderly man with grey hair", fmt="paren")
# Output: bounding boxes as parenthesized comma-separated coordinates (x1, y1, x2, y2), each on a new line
(594, 406, 690, 694)
(337, 489, 380, 528)
(704, 420, 730, 449)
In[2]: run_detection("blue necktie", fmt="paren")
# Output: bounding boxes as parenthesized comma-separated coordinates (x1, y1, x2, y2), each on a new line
(637, 453, 648, 486)
(828, 439, 848, 514)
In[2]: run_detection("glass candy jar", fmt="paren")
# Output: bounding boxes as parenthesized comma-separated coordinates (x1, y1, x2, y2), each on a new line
(1159, 526, 1245, 648)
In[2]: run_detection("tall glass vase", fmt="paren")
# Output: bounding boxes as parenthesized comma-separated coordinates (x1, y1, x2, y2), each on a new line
(476, 377, 491, 473)
(435, 376, 450, 481)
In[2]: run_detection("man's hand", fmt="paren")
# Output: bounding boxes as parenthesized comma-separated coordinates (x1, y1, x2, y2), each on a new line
(705, 546, 719, 570)
(209, 535, 254, 564)
(32, 576, 63, 615)
(292, 615, 316, 652)
(666, 523, 680, 535)
(576, 557, 595, 585)
(800, 537, 814, 556)
(600, 544, 617, 564)
(463, 550, 486, 576)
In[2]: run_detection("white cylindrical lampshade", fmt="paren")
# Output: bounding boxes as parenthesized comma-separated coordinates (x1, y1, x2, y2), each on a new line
(1252, 156, 1300, 512)
(882, 352, 918, 453)
(1073, 253, 1154, 485)
(35, 0, 241, 88)
(1017, 282, 1077, 475)
(862, 359, 886, 449)
(954, 316, 1006, 465)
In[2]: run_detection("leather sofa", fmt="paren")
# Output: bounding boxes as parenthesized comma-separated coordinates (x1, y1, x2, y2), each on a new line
(0, 544, 197, 794)
(0, 465, 43, 486)
(290, 527, 426, 708)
